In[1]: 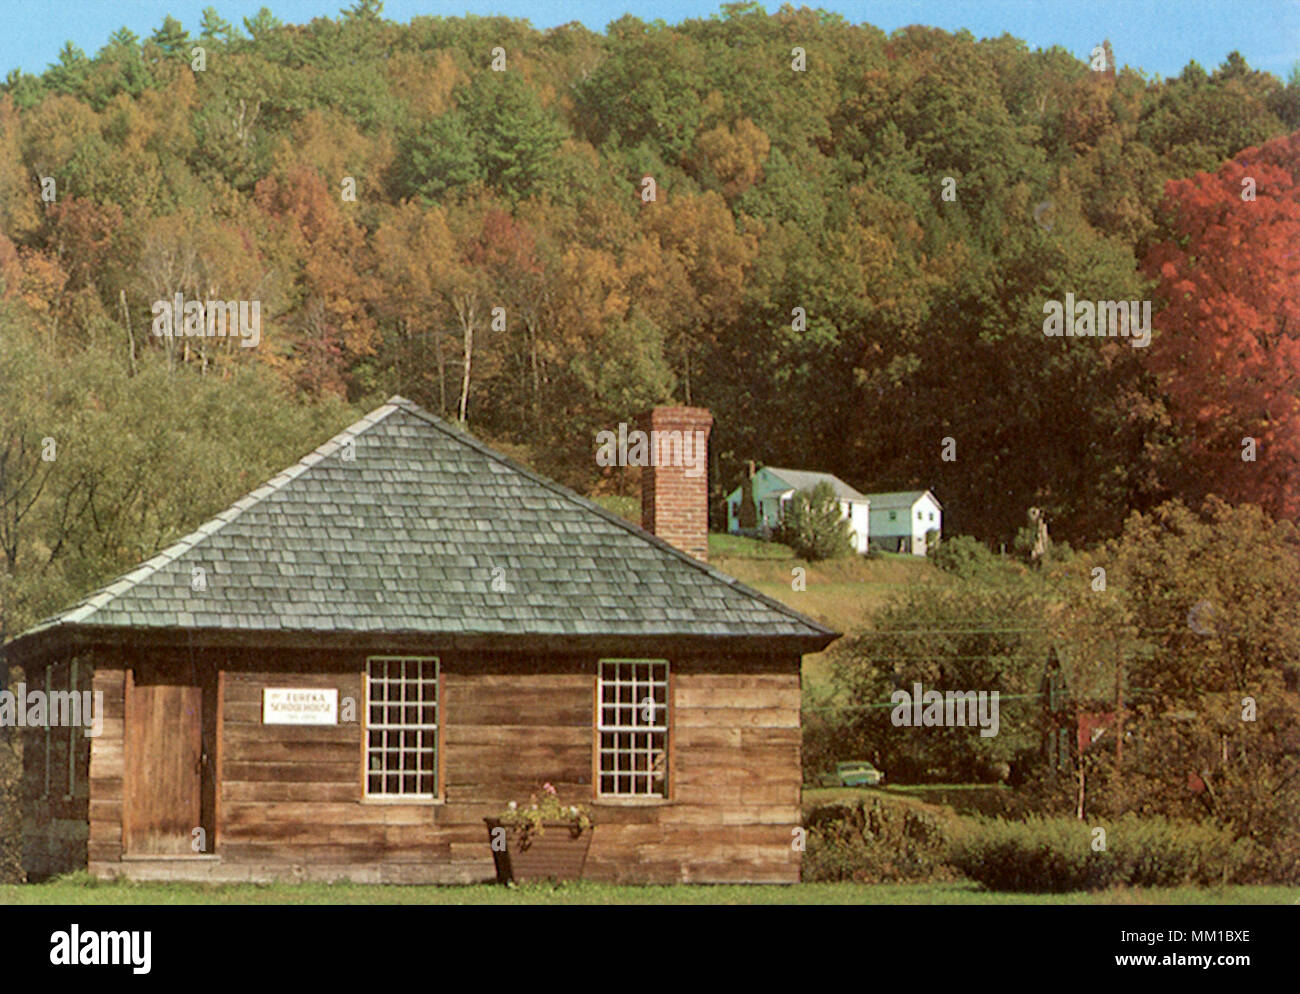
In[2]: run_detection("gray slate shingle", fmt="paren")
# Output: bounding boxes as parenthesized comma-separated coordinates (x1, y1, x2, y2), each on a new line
(14, 397, 834, 643)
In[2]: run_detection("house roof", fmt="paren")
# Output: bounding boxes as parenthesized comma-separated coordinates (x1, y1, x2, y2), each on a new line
(864, 490, 942, 510)
(5, 397, 837, 663)
(762, 468, 868, 502)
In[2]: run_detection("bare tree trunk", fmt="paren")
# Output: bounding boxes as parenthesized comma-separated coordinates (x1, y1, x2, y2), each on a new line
(528, 317, 541, 430)
(457, 299, 475, 423)
(120, 290, 137, 377)
(436, 327, 446, 416)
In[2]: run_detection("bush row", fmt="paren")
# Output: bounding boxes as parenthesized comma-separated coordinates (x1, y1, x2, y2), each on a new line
(803, 802, 1273, 889)
(948, 815, 1251, 891)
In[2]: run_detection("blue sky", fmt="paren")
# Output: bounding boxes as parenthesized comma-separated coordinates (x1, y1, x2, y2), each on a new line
(2, 0, 1297, 81)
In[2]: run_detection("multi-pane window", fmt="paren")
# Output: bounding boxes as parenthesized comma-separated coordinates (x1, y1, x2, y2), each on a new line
(597, 659, 668, 798)
(365, 656, 438, 799)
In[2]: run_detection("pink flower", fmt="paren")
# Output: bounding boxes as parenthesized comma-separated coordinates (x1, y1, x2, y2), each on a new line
(543, 782, 557, 795)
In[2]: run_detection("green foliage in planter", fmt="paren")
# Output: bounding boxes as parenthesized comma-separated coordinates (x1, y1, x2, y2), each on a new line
(949, 815, 1252, 891)
(496, 783, 593, 849)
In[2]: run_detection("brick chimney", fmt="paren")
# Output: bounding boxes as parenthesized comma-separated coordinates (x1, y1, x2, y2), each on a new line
(639, 406, 713, 562)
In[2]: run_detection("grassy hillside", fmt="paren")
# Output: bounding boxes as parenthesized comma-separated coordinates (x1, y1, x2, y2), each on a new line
(710, 535, 939, 695)
(582, 505, 938, 696)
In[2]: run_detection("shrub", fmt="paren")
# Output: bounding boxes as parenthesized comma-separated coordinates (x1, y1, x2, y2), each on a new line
(832, 576, 1049, 784)
(928, 534, 999, 577)
(774, 482, 854, 561)
(803, 796, 960, 883)
(949, 815, 1250, 891)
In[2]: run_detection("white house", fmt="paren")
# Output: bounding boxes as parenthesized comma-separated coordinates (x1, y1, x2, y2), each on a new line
(725, 466, 871, 554)
(866, 490, 942, 556)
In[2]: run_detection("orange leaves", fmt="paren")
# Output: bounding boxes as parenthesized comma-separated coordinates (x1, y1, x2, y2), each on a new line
(0, 234, 67, 315)
(1143, 130, 1300, 519)
(269, 109, 392, 200)
(46, 197, 123, 290)
(254, 165, 380, 396)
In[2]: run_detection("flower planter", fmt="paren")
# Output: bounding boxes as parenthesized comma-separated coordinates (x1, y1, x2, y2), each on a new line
(484, 818, 593, 884)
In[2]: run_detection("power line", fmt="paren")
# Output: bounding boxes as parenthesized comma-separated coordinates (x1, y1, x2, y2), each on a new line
(801, 685, 1169, 713)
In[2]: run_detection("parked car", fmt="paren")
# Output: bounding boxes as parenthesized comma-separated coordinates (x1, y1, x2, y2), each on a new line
(820, 760, 885, 787)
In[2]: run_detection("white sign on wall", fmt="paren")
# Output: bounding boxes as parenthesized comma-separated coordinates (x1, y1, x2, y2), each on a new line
(263, 688, 338, 725)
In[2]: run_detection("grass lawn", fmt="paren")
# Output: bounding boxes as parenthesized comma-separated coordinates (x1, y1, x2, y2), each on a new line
(2, 876, 1294, 905)
(578, 520, 936, 690)
(712, 546, 938, 692)
(578, 519, 940, 694)
(707, 532, 795, 559)
(804, 784, 1017, 817)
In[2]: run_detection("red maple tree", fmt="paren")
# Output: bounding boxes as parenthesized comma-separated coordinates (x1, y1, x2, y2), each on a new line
(1143, 130, 1300, 520)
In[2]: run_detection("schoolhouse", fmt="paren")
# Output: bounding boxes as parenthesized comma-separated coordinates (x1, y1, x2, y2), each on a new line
(4, 399, 836, 884)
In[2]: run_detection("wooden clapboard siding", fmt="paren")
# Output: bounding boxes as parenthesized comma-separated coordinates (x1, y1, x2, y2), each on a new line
(585, 655, 803, 884)
(88, 664, 126, 867)
(19, 656, 96, 880)
(77, 645, 803, 884)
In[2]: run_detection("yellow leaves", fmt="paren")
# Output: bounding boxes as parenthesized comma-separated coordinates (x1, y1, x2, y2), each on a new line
(137, 71, 199, 153)
(19, 93, 99, 176)
(636, 189, 757, 328)
(562, 244, 628, 330)
(385, 50, 463, 120)
(689, 117, 771, 199)
(0, 96, 41, 241)
(269, 109, 393, 199)
(373, 201, 455, 324)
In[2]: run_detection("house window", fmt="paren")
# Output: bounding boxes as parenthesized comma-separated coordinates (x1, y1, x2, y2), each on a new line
(365, 656, 438, 799)
(929, 512, 935, 522)
(597, 659, 668, 798)
(889, 511, 897, 522)
(917, 510, 923, 520)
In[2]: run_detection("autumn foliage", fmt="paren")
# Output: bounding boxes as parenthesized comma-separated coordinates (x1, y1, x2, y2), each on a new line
(0, 6, 1297, 545)
(1143, 131, 1300, 520)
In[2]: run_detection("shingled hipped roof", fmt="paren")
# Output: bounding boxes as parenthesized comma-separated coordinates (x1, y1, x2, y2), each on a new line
(6, 397, 837, 662)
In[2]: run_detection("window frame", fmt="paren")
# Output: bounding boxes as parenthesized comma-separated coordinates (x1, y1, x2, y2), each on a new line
(594, 658, 671, 803)
(362, 655, 442, 803)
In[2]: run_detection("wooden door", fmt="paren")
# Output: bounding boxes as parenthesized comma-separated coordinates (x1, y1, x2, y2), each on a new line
(124, 661, 214, 855)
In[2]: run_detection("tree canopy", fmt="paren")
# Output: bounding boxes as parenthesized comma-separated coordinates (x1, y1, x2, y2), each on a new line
(0, 4, 1296, 630)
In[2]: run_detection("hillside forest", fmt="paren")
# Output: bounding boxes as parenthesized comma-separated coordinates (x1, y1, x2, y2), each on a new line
(1, 2, 1298, 639)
